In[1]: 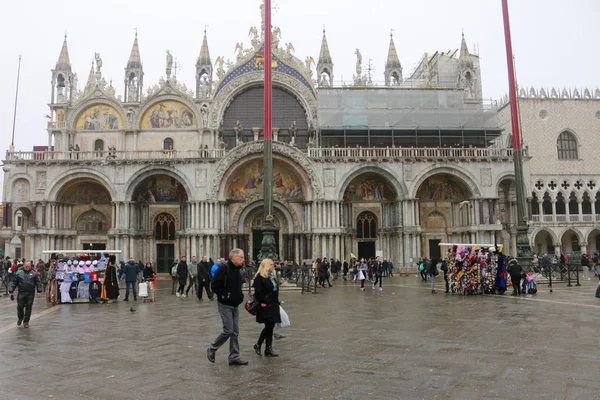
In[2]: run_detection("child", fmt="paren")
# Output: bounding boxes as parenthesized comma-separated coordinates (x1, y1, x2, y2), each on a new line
(525, 271, 537, 295)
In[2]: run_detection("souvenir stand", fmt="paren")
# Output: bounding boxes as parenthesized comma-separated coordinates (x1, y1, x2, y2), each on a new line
(438, 243, 505, 296)
(43, 250, 122, 305)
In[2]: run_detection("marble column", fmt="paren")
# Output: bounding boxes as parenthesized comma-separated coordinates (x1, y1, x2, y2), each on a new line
(551, 200, 557, 222)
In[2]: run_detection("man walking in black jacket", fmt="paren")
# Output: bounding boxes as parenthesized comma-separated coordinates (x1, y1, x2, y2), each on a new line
(207, 248, 248, 366)
(197, 256, 213, 300)
(8, 261, 43, 328)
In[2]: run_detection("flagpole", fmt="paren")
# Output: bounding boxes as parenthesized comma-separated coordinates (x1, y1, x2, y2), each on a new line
(501, 0, 531, 259)
(11, 55, 22, 152)
(258, 0, 278, 261)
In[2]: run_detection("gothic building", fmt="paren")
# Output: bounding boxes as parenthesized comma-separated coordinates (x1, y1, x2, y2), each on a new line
(497, 88, 600, 257)
(2, 5, 524, 272)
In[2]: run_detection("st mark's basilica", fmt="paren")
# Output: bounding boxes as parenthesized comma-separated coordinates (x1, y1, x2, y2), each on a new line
(1, 4, 523, 273)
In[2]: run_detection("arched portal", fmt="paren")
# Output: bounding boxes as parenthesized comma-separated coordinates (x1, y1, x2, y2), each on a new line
(154, 213, 176, 273)
(356, 211, 378, 259)
(561, 229, 582, 254)
(587, 229, 600, 254)
(57, 179, 112, 250)
(234, 201, 295, 263)
(342, 172, 398, 262)
(416, 173, 472, 259)
(532, 229, 555, 255)
(131, 174, 188, 272)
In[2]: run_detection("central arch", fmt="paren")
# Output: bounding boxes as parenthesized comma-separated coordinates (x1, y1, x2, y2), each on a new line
(209, 70, 318, 131)
(233, 200, 298, 262)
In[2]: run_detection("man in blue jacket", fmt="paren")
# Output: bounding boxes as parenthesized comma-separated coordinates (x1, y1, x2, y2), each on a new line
(122, 258, 141, 301)
(207, 249, 247, 366)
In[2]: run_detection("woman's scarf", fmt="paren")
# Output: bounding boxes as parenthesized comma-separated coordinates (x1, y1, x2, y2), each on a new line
(268, 272, 278, 292)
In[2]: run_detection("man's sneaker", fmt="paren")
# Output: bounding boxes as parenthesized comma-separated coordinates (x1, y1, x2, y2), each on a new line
(378, 287, 383, 291)
(372, 285, 375, 290)
(23, 323, 29, 328)
(17, 319, 22, 326)
(181, 294, 186, 298)
(176, 293, 180, 298)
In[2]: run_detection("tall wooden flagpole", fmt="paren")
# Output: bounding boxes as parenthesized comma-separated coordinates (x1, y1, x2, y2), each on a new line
(501, 0, 531, 259)
(258, 0, 279, 261)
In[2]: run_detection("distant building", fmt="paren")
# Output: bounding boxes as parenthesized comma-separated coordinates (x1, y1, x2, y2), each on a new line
(497, 88, 600, 257)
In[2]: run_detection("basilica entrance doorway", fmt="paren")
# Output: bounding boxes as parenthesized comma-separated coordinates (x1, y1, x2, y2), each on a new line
(358, 241, 375, 259)
(156, 244, 175, 273)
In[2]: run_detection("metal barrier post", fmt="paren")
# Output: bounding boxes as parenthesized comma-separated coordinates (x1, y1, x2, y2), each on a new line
(575, 264, 581, 286)
(567, 264, 572, 286)
(548, 264, 553, 293)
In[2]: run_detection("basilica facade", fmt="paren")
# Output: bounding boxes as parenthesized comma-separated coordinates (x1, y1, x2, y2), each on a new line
(1, 11, 525, 273)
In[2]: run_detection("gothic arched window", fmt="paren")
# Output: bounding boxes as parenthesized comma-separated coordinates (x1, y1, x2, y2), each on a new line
(76, 210, 108, 233)
(557, 131, 578, 160)
(155, 213, 176, 241)
(163, 137, 174, 151)
(94, 139, 104, 152)
(356, 211, 377, 239)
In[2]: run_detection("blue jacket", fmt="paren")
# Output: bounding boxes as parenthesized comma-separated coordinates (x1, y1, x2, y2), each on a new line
(122, 261, 141, 282)
(210, 263, 220, 278)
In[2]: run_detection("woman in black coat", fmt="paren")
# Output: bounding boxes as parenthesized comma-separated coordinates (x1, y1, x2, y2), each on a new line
(253, 258, 281, 357)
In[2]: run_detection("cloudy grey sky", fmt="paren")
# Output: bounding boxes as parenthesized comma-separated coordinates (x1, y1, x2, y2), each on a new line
(0, 0, 598, 167)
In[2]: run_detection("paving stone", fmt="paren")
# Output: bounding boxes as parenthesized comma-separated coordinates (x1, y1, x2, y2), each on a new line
(0, 278, 599, 399)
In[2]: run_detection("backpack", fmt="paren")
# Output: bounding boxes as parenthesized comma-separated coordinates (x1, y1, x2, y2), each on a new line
(210, 264, 220, 278)
(419, 263, 424, 271)
(171, 265, 178, 279)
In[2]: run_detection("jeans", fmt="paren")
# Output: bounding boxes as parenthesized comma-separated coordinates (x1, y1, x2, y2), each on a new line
(431, 275, 436, 291)
(595, 283, 600, 297)
(125, 281, 136, 298)
(185, 276, 195, 295)
(210, 302, 240, 362)
(444, 273, 449, 292)
(17, 291, 35, 323)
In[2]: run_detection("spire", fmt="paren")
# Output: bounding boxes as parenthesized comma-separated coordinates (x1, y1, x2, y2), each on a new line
(84, 61, 97, 92)
(458, 31, 473, 69)
(55, 33, 72, 71)
(197, 29, 211, 66)
(384, 31, 402, 86)
(127, 32, 142, 69)
(385, 32, 401, 70)
(318, 28, 332, 65)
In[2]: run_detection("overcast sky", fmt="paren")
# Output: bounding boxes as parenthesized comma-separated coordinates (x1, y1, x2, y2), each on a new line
(0, 0, 598, 167)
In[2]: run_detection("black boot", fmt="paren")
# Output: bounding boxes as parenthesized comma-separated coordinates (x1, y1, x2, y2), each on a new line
(124, 297, 129, 301)
(254, 343, 262, 356)
(264, 338, 278, 357)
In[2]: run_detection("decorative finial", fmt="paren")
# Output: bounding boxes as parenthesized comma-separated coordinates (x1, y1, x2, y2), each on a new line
(323, 25, 326, 34)
(390, 28, 395, 38)
(204, 25, 208, 35)
(462, 28, 464, 38)
(64, 30, 67, 40)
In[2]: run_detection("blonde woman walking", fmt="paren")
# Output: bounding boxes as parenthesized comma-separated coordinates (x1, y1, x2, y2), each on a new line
(253, 258, 282, 357)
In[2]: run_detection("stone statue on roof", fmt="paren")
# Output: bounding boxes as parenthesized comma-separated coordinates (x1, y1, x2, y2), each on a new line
(166, 50, 173, 79)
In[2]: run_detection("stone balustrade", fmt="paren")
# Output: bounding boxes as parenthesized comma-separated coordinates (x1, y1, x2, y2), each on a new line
(3, 146, 522, 164)
(4, 149, 226, 163)
(308, 146, 520, 162)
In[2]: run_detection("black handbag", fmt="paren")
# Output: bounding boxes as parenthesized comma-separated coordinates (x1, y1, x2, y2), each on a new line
(245, 294, 260, 315)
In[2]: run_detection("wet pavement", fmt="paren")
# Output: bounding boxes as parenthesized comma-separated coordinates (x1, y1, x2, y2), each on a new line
(0, 276, 599, 400)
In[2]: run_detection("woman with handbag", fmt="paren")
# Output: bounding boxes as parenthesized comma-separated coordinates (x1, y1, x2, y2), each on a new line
(252, 258, 281, 357)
